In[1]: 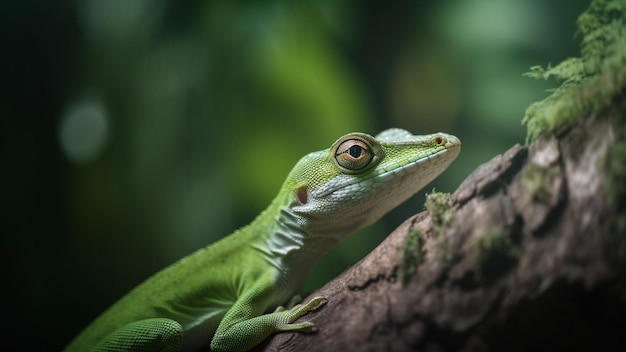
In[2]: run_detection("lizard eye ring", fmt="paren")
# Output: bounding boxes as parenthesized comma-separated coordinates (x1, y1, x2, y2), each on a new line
(334, 139, 374, 171)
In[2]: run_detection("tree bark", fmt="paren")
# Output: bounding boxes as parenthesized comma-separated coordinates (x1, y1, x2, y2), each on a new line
(261, 105, 626, 351)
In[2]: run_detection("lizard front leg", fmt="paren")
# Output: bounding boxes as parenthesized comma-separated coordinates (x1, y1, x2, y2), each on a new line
(210, 295, 327, 352)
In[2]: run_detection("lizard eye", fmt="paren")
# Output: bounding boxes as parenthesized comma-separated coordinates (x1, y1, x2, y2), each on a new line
(335, 139, 373, 171)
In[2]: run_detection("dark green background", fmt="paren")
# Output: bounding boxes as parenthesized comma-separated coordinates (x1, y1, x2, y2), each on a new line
(2, 0, 588, 349)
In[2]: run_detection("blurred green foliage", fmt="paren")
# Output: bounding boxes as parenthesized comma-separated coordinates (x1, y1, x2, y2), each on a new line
(2, 0, 589, 349)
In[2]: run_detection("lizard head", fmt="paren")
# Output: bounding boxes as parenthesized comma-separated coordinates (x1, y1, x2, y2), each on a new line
(282, 128, 461, 245)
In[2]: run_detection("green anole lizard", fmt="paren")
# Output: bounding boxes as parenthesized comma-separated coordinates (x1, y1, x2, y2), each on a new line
(65, 128, 460, 352)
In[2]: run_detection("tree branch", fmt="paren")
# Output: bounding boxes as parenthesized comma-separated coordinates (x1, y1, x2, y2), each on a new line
(261, 106, 626, 351)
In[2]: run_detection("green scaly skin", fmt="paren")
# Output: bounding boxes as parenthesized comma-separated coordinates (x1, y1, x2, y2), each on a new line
(65, 128, 461, 352)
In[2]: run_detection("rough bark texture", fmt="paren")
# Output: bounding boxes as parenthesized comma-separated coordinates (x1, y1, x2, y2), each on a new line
(260, 106, 626, 351)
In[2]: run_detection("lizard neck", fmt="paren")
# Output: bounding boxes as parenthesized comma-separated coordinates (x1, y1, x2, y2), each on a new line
(251, 198, 339, 290)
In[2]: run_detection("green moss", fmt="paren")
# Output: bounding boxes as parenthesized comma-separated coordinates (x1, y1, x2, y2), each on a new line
(425, 191, 454, 234)
(521, 163, 561, 204)
(425, 191, 455, 259)
(523, 0, 626, 143)
(471, 229, 515, 262)
(470, 228, 519, 282)
(397, 227, 422, 284)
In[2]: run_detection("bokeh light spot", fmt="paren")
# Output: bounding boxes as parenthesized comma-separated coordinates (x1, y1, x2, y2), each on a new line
(59, 101, 109, 164)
